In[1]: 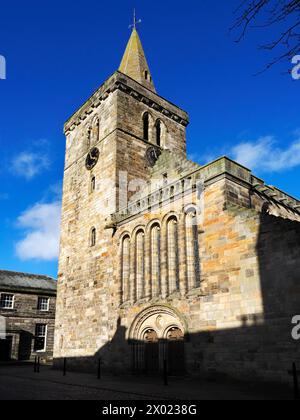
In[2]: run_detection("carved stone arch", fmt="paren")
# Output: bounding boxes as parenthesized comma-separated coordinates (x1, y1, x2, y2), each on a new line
(184, 204, 201, 290)
(128, 305, 187, 341)
(183, 203, 198, 215)
(132, 225, 146, 238)
(118, 231, 132, 246)
(162, 211, 179, 227)
(142, 110, 154, 121)
(145, 218, 161, 234)
(92, 114, 99, 125)
(147, 220, 162, 298)
(134, 227, 146, 301)
(163, 324, 185, 340)
(166, 215, 180, 293)
(129, 305, 187, 375)
(120, 233, 131, 303)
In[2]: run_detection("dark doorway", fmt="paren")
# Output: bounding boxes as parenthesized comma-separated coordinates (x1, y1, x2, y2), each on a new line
(167, 327, 185, 375)
(0, 337, 12, 361)
(144, 329, 159, 374)
(18, 331, 33, 360)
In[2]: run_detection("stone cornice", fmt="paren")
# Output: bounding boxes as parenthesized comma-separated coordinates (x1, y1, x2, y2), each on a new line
(106, 157, 300, 227)
(64, 71, 189, 135)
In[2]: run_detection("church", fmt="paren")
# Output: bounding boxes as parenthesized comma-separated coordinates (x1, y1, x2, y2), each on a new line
(54, 22, 300, 384)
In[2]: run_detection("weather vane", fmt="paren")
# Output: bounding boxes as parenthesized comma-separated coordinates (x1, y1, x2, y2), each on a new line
(129, 9, 141, 30)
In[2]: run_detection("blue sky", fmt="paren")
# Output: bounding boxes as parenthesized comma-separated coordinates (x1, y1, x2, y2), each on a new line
(0, 0, 299, 279)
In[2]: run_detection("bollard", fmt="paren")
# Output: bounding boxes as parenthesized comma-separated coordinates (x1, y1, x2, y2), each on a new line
(37, 357, 40, 373)
(34, 356, 37, 373)
(293, 362, 300, 400)
(97, 358, 101, 380)
(63, 358, 67, 376)
(163, 359, 168, 386)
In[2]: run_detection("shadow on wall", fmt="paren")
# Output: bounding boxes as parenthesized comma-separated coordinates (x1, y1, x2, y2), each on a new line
(54, 211, 300, 384)
(0, 330, 34, 361)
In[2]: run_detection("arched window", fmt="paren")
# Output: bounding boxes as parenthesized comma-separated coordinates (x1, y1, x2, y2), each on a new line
(92, 116, 99, 144)
(136, 230, 145, 301)
(144, 70, 148, 80)
(150, 224, 161, 297)
(155, 119, 161, 147)
(90, 227, 96, 247)
(143, 112, 149, 141)
(186, 209, 200, 289)
(167, 217, 179, 294)
(90, 176, 96, 193)
(86, 126, 91, 151)
(121, 235, 130, 303)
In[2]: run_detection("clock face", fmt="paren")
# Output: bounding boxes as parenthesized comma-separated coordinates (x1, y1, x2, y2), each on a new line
(146, 146, 161, 167)
(85, 147, 100, 170)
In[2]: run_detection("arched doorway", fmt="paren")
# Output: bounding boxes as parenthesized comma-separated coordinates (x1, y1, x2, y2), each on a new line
(129, 305, 186, 376)
(143, 329, 159, 374)
(166, 327, 185, 375)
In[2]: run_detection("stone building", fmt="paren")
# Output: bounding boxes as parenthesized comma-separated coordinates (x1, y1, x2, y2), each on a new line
(0, 270, 56, 362)
(54, 25, 300, 384)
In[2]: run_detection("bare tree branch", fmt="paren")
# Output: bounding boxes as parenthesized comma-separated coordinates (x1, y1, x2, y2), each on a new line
(232, 0, 300, 72)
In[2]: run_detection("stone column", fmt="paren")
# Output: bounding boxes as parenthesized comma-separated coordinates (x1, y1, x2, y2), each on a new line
(136, 231, 145, 300)
(117, 240, 123, 305)
(130, 239, 136, 303)
(186, 212, 196, 290)
(122, 237, 131, 302)
(160, 222, 168, 299)
(167, 218, 179, 294)
(178, 213, 187, 296)
(151, 226, 161, 297)
(145, 230, 151, 300)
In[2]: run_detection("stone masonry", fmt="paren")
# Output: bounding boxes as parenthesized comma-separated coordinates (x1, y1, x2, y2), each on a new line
(54, 26, 300, 384)
(0, 271, 56, 362)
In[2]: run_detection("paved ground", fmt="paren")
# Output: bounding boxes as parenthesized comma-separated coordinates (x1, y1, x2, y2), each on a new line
(0, 364, 293, 400)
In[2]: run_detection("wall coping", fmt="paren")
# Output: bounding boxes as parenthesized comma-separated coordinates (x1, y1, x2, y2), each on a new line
(107, 156, 300, 227)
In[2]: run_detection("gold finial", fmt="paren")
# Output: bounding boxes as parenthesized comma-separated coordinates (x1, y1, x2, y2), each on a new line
(129, 8, 141, 30)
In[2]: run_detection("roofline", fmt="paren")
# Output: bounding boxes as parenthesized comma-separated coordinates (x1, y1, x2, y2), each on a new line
(0, 269, 57, 282)
(0, 285, 57, 295)
(116, 71, 188, 116)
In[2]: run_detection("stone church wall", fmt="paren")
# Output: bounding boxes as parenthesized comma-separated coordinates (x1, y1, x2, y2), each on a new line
(54, 56, 300, 385)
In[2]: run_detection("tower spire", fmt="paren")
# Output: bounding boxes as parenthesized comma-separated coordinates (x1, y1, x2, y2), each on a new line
(119, 12, 156, 92)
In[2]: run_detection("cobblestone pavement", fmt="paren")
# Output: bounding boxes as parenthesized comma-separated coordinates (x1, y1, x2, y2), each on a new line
(0, 374, 155, 400)
(0, 365, 292, 400)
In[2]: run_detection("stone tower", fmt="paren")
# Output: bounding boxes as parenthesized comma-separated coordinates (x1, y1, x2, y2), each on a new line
(54, 26, 189, 365)
(55, 21, 300, 384)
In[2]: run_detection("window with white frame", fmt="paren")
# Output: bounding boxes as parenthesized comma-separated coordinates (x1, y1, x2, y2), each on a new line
(34, 324, 47, 352)
(37, 297, 49, 312)
(0, 293, 14, 309)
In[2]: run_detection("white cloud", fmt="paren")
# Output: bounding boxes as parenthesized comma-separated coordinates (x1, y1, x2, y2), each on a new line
(12, 151, 50, 180)
(16, 201, 61, 261)
(48, 182, 63, 200)
(192, 132, 300, 173)
(231, 136, 300, 172)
